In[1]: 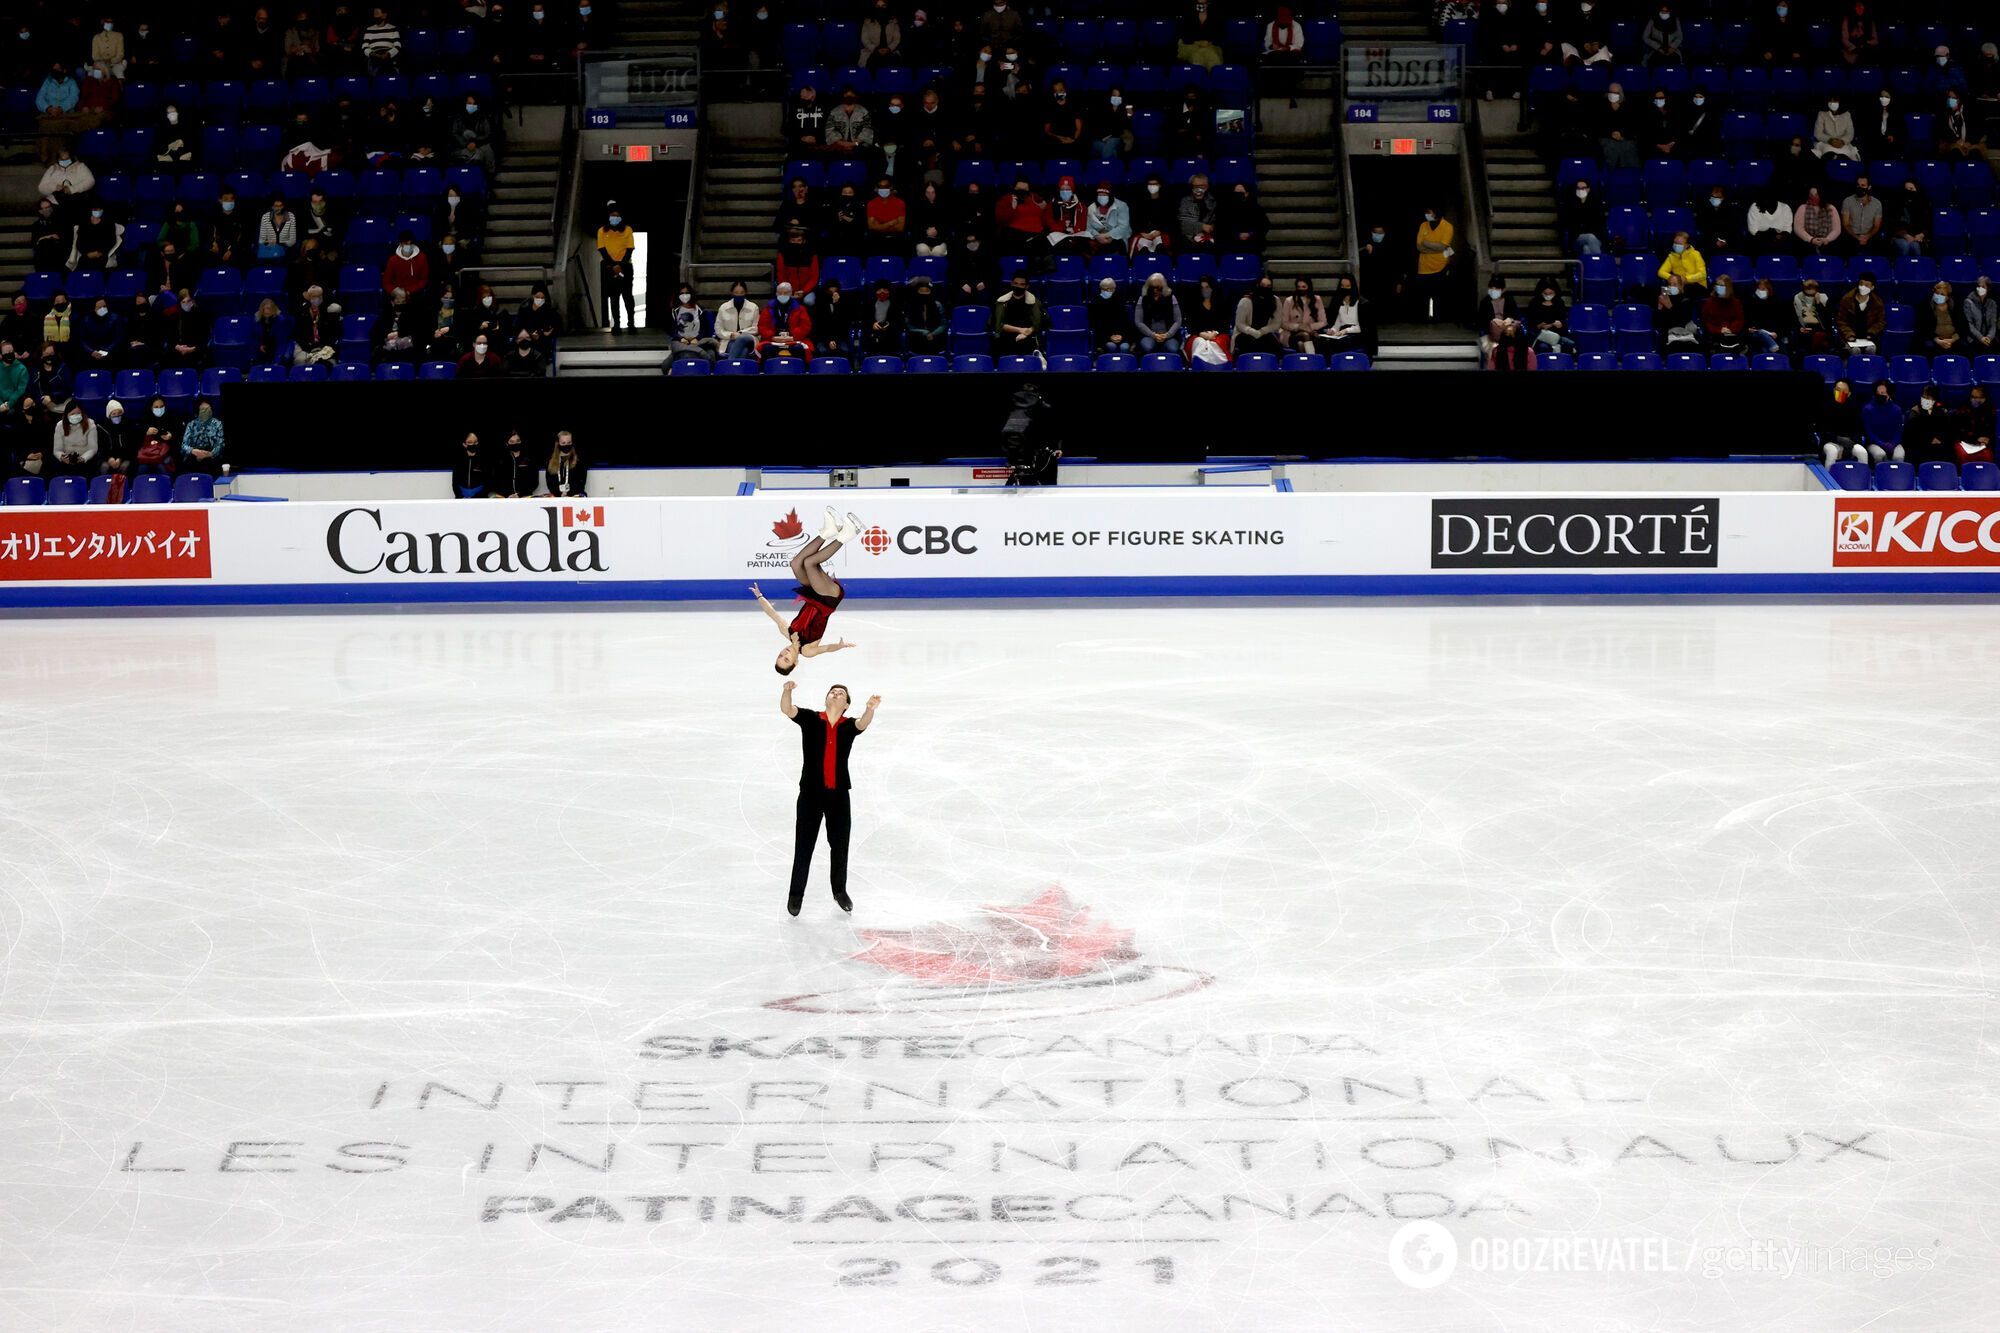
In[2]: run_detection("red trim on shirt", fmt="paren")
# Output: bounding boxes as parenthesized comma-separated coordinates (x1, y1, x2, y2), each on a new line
(819, 711, 839, 789)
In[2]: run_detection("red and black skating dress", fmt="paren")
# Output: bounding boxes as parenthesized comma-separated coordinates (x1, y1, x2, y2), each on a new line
(787, 584, 843, 644)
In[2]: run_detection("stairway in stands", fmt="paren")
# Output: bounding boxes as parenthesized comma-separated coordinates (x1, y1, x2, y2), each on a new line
(610, 0, 704, 52)
(692, 139, 786, 304)
(0, 165, 48, 316)
(1336, 0, 1433, 43)
(1257, 141, 1346, 290)
(479, 139, 565, 309)
(1483, 139, 1566, 287)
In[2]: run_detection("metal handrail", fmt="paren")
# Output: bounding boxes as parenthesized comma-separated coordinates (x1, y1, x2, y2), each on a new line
(567, 239, 600, 332)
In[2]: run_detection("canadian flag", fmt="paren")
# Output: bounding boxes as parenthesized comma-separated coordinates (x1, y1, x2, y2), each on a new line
(561, 506, 605, 528)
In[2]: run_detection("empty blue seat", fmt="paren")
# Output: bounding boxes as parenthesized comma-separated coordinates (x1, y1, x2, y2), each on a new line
(861, 356, 904, 374)
(1962, 461, 2000, 491)
(1875, 460, 1917, 490)
(1095, 353, 1138, 372)
(668, 358, 710, 376)
(128, 474, 173, 505)
(715, 358, 760, 375)
(1622, 353, 1664, 371)
(905, 356, 949, 373)
(1046, 354, 1092, 372)
(998, 355, 1044, 372)
(951, 355, 994, 373)
(761, 357, 806, 375)
(87, 475, 115, 504)
(1753, 353, 1794, 372)
(3, 475, 45, 506)
(172, 473, 215, 503)
(1538, 353, 1576, 371)
(1919, 461, 1962, 490)
(1828, 459, 1873, 490)
(418, 361, 457, 381)
(808, 357, 850, 375)
(45, 475, 88, 506)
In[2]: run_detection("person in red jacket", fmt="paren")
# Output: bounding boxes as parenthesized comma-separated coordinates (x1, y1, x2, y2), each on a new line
(758, 282, 814, 361)
(456, 331, 508, 378)
(1043, 173, 1090, 256)
(381, 230, 429, 297)
(774, 225, 819, 297)
(995, 174, 1048, 258)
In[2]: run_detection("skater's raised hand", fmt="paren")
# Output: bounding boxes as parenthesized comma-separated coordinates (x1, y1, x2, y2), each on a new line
(749, 582, 763, 599)
(866, 695, 882, 709)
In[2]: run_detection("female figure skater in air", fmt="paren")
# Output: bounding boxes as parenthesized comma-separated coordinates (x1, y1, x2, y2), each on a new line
(754, 507, 862, 675)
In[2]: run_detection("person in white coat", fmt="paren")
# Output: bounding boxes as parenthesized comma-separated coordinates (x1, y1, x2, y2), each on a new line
(1085, 183, 1131, 253)
(1812, 98, 1860, 159)
(711, 280, 761, 359)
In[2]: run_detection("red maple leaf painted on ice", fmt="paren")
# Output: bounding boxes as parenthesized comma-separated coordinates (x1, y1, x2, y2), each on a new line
(852, 888, 1140, 986)
(772, 508, 804, 541)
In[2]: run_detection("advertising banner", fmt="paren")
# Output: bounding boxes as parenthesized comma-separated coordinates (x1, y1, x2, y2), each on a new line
(0, 509, 211, 582)
(1831, 496, 2000, 568)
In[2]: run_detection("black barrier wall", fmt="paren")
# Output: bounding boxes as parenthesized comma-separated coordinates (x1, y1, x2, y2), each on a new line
(220, 372, 1827, 472)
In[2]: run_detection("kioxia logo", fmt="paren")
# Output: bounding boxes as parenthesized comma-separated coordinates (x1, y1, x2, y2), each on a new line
(766, 888, 1212, 1021)
(326, 506, 608, 575)
(1833, 497, 2000, 566)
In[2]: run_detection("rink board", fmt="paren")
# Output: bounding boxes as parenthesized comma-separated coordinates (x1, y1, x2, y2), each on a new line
(6, 489, 2000, 605)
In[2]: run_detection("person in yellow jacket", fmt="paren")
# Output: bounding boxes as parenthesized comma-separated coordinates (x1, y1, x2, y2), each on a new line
(595, 200, 637, 331)
(1414, 207, 1456, 321)
(1656, 230, 1708, 294)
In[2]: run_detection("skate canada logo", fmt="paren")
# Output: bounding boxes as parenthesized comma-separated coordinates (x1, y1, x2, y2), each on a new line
(766, 888, 1213, 1020)
(1832, 497, 2000, 566)
(324, 505, 607, 576)
(1431, 498, 1720, 569)
(748, 507, 815, 572)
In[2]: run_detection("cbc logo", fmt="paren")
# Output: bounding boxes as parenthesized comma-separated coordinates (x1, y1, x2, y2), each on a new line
(867, 524, 979, 556)
(1388, 1220, 1458, 1290)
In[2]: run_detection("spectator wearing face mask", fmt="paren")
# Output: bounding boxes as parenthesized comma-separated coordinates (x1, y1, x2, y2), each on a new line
(96, 398, 135, 480)
(1859, 89, 1903, 160)
(547, 431, 587, 498)
(1811, 94, 1859, 162)
(907, 181, 949, 257)
(51, 403, 99, 476)
(1938, 88, 1987, 165)
(1836, 273, 1884, 353)
(257, 196, 298, 260)
(159, 290, 208, 368)
(1853, 380, 1905, 464)
(1654, 275, 1698, 351)
(31, 199, 69, 272)
(1955, 385, 1997, 464)
(1596, 83, 1640, 169)
(1132, 272, 1183, 356)
(31, 343, 72, 409)
(1042, 81, 1083, 155)
(1643, 88, 1680, 158)
(826, 87, 874, 155)
(1962, 276, 1999, 354)
(1656, 229, 1707, 296)
(759, 282, 814, 361)
(1886, 179, 1931, 258)
(803, 280, 849, 360)
(380, 230, 430, 303)
(457, 330, 508, 378)
(1744, 277, 1791, 355)
(596, 202, 636, 331)
(1921, 280, 1966, 355)
(1177, 173, 1217, 249)
(1524, 280, 1572, 356)
(1413, 207, 1456, 321)
(488, 431, 541, 497)
(1088, 276, 1130, 355)
(994, 176, 1048, 259)
(293, 285, 340, 364)
(1473, 276, 1525, 367)
(435, 185, 484, 249)
(120, 294, 158, 368)
(1792, 278, 1830, 355)
(361, 6, 401, 75)
(665, 284, 719, 365)
(0, 340, 26, 417)
(991, 274, 1045, 359)
(1084, 183, 1130, 254)
(66, 203, 123, 271)
(1043, 175, 1090, 257)
(903, 276, 947, 356)
(451, 431, 488, 498)
(865, 177, 908, 256)
(1642, 5, 1683, 67)
(948, 233, 996, 304)
(517, 283, 559, 355)
(1902, 384, 1954, 465)
(1128, 175, 1174, 256)
(1699, 276, 1747, 354)
(506, 330, 547, 378)
(1087, 86, 1134, 160)
(977, 0, 1025, 53)
(861, 282, 903, 356)
(1233, 274, 1283, 356)
(37, 147, 96, 219)
(1680, 87, 1721, 155)
(1277, 277, 1328, 356)
(1558, 179, 1605, 256)
(713, 280, 760, 359)
(1695, 184, 1741, 255)
(75, 297, 120, 366)
(1793, 186, 1841, 253)
(179, 399, 226, 475)
(41, 293, 73, 355)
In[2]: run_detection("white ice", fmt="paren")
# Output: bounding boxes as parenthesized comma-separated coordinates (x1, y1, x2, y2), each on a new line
(1, 601, 1997, 1331)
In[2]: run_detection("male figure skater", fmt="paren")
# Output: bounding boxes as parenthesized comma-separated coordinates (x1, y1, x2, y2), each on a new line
(780, 681, 881, 916)
(755, 507, 863, 675)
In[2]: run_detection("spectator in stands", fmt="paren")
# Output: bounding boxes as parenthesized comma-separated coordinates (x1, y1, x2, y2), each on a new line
(284, 8, 323, 73)
(1178, 2, 1225, 70)
(518, 285, 558, 356)
(991, 273, 1045, 359)
(1794, 186, 1842, 255)
(95, 399, 134, 481)
(1220, 184, 1269, 253)
(1088, 87, 1134, 160)
(1932, 45, 1968, 97)
(40, 293, 72, 357)
(51, 403, 99, 477)
(741, 4, 778, 69)
(436, 233, 473, 293)
(1644, 89, 1681, 158)
(507, 330, 547, 378)
(362, 6, 402, 74)
(452, 91, 499, 175)
(1695, 183, 1742, 256)
(1044, 176, 1089, 257)
(1975, 44, 2000, 138)
(436, 184, 483, 251)
(949, 233, 996, 304)
(250, 297, 289, 365)
(1327, 277, 1369, 357)
(1090, 276, 1131, 356)
(809, 280, 853, 360)
(1699, 276, 1747, 355)
(1655, 275, 1698, 351)
(1680, 87, 1721, 156)
(256, 196, 298, 262)
(977, 0, 1025, 53)
(1860, 89, 1904, 160)
(712, 278, 756, 358)
(1595, 84, 1639, 169)
(904, 276, 946, 356)
(1745, 277, 1791, 355)
(121, 295, 158, 368)
(908, 181, 950, 257)
(1178, 174, 1218, 250)
(759, 282, 814, 362)
(1957, 385, 1996, 464)
(89, 16, 126, 81)
(382, 230, 431, 302)
(1836, 272, 1884, 353)
(786, 84, 827, 152)
(0, 342, 25, 419)
(596, 204, 636, 332)
(37, 147, 95, 223)
(1085, 183, 1131, 255)
(34, 65, 84, 165)
(775, 226, 819, 297)
(827, 88, 875, 156)
(201, 10, 246, 77)
(1818, 378, 1866, 458)
(375, 287, 421, 359)
(488, 432, 539, 497)
(1233, 274, 1283, 356)
(32, 344, 70, 409)
(1413, 207, 1456, 321)
(1264, 7, 1306, 66)
(294, 286, 340, 364)
(1922, 281, 1966, 355)
(451, 432, 487, 498)
(824, 184, 866, 254)
(1278, 278, 1328, 357)
(1903, 385, 1954, 464)
(861, 282, 903, 356)
(1939, 90, 1987, 165)
(1838, 5, 1880, 68)
(294, 236, 339, 305)
(1476, 1, 1526, 101)
(665, 285, 718, 365)
(1169, 84, 1213, 155)
(1042, 82, 1084, 156)
(1964, 276, 1998, 354)
(991, 176, 1047, 261)
(1129, 176, 1174, 257)
(209, 191, 251, 266)
(774, 177, 819, 240)
(700, 7, 742, 67)
(75, 297, 119, 368)
(29, 200, 67, 273)
(179, 399, 226, 475)
(515, 5, 564, 74)
(160, 291, 207, 368)
(1756, 2, 1808, 67)
(1473, 275, 1523, 363)
(1887, 178, 1932, 258)
(1813, 95, 1860, 161)
(866, 178, 909, 256)
(425, 288, 465, 361)
(1744, 188, 1793, 256)
(1840, 177, 1882, 258)
(246, 7, 286, 73)
(1133, 273, 1184, 356)
(1858, 380, 1904, 463)
(1642, 5, 1683, 67)
(470, 285, 513, 347)
(547, 431, 587, 498)
(0, 297, 30, 358)
(456, 330, 507, 379)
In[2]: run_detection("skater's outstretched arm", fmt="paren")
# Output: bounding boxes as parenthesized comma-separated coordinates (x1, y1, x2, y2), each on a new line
(780, 680, 798, 719)
(750, 583, 790, 635)
(854, 694, 882, 731)
(802, 636, 854, 658)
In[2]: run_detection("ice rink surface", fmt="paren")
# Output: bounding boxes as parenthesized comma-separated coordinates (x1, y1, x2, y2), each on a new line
(1, 599, 1997, 1331)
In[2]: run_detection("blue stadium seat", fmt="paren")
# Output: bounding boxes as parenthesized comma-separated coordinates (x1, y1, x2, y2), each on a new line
(668, 358, 711, 376)
(1233, 353, 1278, 371)
(1621, 353, 1663, 371)
(1612, 304, 1655, 356)
(1934, 355, 1974, 404)
(1538, 353, 1576, 371)
(1047, 354, 1092, 372)
(1828, 459, 1872, 490)
(1845, 353, 1887, 386)
(45, 475, 88, 506)
(1095, 353, 1138, 372)
(1578, 353, 1619, 371)
(289, 363, 331, 383)
(905, 356, 949, 373)
(87, 475, 115, 504)
(1962, 461, 2000, 491)
(1875, 461, 1917, 490)
(4, 476, 46, 506)
(172, 473, 215, 503)
(128, 474, 173, 505)
(998, 355, 1044, 372)
(1752, 354, 1794, 372)
(808, 357, 850, 374)
(1570, 303, 1611, 354)
(861, 356, 904, 374)
(1709, 354, 1749, 371)
(951, 355, 994, 373)
(245, 364, 286, 385)
(715, 358, 761, 375)
(1919, 461, 1962, 490)
(418, 361, 457, 381)
(1143, 353, 1185, 372)
(1281, 353, 1325, 372)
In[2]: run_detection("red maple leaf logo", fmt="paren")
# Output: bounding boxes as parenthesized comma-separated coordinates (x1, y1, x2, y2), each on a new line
(771, 508, 804, 541)
(851, 888, 1140, 986)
